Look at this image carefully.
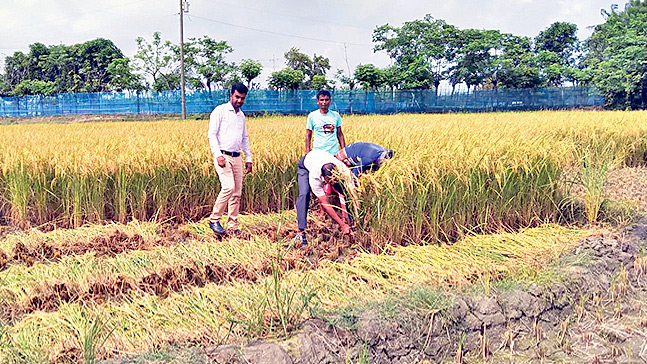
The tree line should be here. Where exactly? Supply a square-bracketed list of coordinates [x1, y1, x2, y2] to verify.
[1, 0, 645, 109]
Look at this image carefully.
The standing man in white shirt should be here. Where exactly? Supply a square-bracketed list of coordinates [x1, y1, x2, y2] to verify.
[207, 83, 253, 236]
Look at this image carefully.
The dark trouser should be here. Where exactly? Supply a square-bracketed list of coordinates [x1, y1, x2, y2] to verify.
[296, 156, 310, 231]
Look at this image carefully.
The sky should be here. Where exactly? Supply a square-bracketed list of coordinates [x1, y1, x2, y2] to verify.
[0, 0, 621, 88]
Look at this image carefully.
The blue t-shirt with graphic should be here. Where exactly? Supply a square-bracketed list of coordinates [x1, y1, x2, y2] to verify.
[306, 110, 343, 154]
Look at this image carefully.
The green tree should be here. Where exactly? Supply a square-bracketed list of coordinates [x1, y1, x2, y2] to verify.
[239, 59, 263, 88]
[284, 47, 331, 88]
[451, 29, 503, 91]
[311, 75, 331, 90]
[535, 22, 580, 87]
[107, 58, 144, 91]
[2, 51, 31, 92]
[2, 39, 130, 94]
[535, 22, 579, 61]
[334, 69, 355, 90]
[583, 0, 647, 108]
[224, 68, 243, 89]
[39, 44, 76, 93]
[3, 43, 59, 93]
[495, 34, 543, 89]
[354, 64, 384, 90]
[400, 56, 434, 89]
[134, 32, 177, 91]
[268, 68, 305, 90]
[285, 47, 312, 76]
[311, 54, 331, 78]
[183, 36, 234, 92]
[73, 38, 126, 92]
[11, 79, 56, 96]
[382, 65, 404, 90]
[373, 14, 460, 92]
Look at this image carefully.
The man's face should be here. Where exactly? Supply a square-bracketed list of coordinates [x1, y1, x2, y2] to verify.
[317, 95, 331, 112]
[230, 90, 246, 110]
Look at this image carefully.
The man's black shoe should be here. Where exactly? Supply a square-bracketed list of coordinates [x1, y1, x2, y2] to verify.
[294, 234, 307, 248]
[208, 221, 226, 235]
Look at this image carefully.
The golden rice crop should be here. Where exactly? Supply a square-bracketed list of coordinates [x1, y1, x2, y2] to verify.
[1, 110, 646, 242]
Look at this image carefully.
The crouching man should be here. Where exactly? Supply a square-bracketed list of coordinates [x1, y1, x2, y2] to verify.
[295, 149, 358, 247]
[335, 142, 394, 177]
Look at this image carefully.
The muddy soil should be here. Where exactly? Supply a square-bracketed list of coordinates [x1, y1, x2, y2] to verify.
[1, 256, 289, 324]
[0, 227, 192, 270]
[1, 219, 362, 325]
[204, 217, 647, 364]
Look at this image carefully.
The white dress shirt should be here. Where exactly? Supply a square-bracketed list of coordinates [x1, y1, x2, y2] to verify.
[208, 101, 252, 163]
[303, 149, 352, 197]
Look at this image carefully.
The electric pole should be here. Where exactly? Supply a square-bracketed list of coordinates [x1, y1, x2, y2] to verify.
[179, 0, 189, 119]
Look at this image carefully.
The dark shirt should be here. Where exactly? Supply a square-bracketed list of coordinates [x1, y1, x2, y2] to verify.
[344, 142, 387, 176]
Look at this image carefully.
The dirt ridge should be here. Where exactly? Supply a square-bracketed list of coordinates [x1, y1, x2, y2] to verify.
[0, 228, 192, 270]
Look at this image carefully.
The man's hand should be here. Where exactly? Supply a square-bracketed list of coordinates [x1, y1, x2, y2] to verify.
[340, 223, 352, 235]
[245, 162, 252, 173]
[217, 155, 226, 168]
[346, 215, 356, 229]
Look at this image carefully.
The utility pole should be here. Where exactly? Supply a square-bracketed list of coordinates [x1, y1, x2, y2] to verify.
[271, 54, 277, 71]
[179, 0, 189, 119]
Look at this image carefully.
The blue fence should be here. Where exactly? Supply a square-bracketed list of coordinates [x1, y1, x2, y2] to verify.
[0, 87, 604, 117]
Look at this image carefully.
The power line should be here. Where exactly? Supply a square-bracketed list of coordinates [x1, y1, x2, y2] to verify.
[210, 0, 375, 32]
[189, 15, 372, 47]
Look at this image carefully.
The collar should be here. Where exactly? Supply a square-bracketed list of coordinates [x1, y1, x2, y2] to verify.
[227, 102, 243, 114]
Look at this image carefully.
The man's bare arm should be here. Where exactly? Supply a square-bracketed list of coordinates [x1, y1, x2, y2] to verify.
[337, 127, 346, 149]
[317, 195, 351, 234]
[305, 129, 313, 154]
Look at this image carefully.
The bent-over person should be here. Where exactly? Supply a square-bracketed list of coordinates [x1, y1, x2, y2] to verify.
[295, 149, 358, 247]
[335, 142, 394, 177]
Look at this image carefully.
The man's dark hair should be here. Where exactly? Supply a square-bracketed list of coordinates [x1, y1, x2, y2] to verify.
[321, 162, 336, 179]
[316, 90, 331, 99]
[231, 82, 248, 95]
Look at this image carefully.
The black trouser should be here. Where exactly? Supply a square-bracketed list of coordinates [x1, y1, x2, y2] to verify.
[296, 156, 310, 231]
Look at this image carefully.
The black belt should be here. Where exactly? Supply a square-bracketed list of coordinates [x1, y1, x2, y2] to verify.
[221, 150, 241, 157]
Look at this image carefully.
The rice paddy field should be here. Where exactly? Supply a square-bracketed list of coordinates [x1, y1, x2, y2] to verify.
[1, 110, 647, 362]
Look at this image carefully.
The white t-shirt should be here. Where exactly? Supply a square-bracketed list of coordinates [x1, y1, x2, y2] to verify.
[303, 149, 352, 197]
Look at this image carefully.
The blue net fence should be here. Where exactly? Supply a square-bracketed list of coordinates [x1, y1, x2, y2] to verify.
[0, 87, 603, 117]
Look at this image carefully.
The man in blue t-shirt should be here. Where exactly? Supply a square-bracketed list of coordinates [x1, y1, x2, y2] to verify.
[335, 142, 394, 177]
[305, 90, 345, 155]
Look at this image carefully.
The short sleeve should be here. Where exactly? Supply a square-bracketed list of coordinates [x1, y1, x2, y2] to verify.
[309, 175, 325, 197]
[306, 113, 314, 131]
